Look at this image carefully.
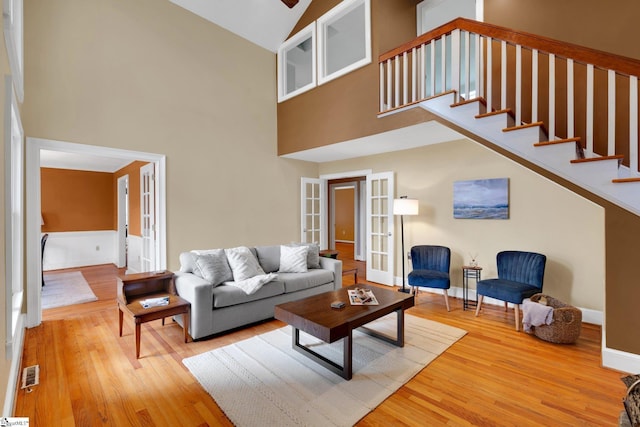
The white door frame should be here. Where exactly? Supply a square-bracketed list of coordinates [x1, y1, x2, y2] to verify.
[116, 175, 129, 268]
[26, 137, 167, 328]
[329, 181, 359, 250]
[321, 170, 372, 259]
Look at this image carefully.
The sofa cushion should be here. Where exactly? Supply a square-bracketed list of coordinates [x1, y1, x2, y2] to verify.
[213, 280, 285, 308]
[279, 245, 308, 273]
[255, 245, 280, 273]
[224, 246, 265, 281]
[289, 242, 321, 269]
[193, 250, 233, 286]
[278, 269, 334, 293]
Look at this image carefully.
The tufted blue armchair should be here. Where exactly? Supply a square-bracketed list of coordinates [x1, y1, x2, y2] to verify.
[475, 250, 547, 331]
[408, 245, 451, 311]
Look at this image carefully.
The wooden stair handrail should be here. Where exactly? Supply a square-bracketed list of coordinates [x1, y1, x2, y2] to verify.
[379, 18, 640, 78]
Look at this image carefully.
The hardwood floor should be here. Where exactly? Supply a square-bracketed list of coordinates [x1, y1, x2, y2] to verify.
[15, 256, 626, 426]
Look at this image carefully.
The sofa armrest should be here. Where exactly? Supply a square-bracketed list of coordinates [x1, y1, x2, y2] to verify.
[174, 271, 215, 340]
[319, 257, 342, 290]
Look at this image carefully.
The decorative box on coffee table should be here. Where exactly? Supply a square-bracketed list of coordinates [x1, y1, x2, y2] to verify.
[117, 270, 191, 358]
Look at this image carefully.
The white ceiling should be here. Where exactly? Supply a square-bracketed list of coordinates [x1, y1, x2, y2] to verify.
[169, 0, 312, 52]
[40, 150, 133, 173]
[282, 121, 466, 163]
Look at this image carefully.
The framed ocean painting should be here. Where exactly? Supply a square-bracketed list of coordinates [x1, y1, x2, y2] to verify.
[453, 178, 509, 219]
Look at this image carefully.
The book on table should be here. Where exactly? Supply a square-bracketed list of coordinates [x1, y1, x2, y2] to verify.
[139, 296, 170, 308]
[348, 288, 379, 305]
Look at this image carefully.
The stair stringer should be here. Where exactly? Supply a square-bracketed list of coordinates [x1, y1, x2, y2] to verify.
[418, 94, 640, 217]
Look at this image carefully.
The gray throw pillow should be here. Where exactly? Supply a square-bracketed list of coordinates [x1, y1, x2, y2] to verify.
[255, 245, 281, 273]
[179, 251, 197, 273]
[193, 250, 233, 286]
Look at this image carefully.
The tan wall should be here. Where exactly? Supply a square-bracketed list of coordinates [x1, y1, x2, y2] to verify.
[320, 139, 606, 312]
[114, 161, 148, 237]
[334, 188, 355, 242]
[41, 168, 115, 232]
[0, 6, 11, 410]
[23, 0, 318, 269]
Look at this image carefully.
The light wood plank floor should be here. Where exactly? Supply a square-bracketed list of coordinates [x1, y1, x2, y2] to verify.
[16, 250, 626, 426]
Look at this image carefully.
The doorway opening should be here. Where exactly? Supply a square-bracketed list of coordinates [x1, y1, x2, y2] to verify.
[328, 176, 366, 284]
[26, 137, 167, 328]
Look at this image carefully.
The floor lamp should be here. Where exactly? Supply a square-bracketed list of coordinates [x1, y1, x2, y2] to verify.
[393, 196, 419, 293]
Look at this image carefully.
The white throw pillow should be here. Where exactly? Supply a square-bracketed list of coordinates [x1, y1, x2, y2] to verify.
[289, 242, 321, 269]
[279, 245, 309, 273]
[224, 246, 265, 282]
[193, 250, 233, 286]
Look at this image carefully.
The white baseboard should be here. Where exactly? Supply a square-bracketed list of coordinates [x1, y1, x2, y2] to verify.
[394, 281, 604, 326]
[3, 313, 25, 416]
[602, 347, 640, 374]
[43, 231, 117, 270]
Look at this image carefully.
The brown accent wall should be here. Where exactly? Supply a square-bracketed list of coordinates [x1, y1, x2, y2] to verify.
[334, 188, 355, 241]
[41, 168, 115, 232]
[114, 161, 148, 237]
[484, 0, 640, 60]
[277, 0, 432, 155]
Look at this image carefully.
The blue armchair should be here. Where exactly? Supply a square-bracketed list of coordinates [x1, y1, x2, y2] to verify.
[474, 250, 547, 331]
[408, 245, 451, 311]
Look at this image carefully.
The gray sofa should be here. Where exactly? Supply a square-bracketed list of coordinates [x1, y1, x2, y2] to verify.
[174, 244, 342, 340]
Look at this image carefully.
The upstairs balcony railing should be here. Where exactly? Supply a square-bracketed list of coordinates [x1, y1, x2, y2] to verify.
[379, 18, 640, 177]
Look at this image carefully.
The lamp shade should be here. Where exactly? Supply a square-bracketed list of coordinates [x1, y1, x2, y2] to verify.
[393, 198, 419, 216]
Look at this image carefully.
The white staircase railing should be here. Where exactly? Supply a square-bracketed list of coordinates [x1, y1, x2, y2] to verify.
[379, 18, 640, 181]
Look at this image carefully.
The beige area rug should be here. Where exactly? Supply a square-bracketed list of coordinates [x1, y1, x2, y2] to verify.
[183, 313, 466, 427]
[41, 271, 98, 309]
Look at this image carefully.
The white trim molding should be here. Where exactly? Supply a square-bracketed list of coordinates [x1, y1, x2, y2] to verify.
[2, 313, 24, 417]
[602, 347, 640, 374]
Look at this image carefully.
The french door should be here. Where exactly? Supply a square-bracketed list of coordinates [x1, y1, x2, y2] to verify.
[300, 178, 327, 249]
[366, 172, 395, 285]
[140, 163, 157, 272]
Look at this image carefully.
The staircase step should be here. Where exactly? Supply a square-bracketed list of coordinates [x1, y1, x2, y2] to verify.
[570, 154, 624, 164]
[612, 177, 640, 183]
[503, 121, 545, 133]
[451, 97, 486, 108]
[476, 109, 511, 119]
[534, 137, 581, 147]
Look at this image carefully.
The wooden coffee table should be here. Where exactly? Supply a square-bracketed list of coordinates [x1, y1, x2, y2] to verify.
[274, 284, 414, 380]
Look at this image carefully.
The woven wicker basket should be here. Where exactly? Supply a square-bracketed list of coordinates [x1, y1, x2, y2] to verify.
[529, 293, 582, 344]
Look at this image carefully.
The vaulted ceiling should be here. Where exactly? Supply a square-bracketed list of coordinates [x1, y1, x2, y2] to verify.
[168, 0, 312, 52]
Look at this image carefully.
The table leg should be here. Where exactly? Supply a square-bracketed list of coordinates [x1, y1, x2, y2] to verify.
[292, 327, 352, 380]
[118, 307, 123, 337]
[135, 322, 141, 359]
[359, 308, 405, 347]
[343, 330, 353, 380]
[183, 309, 190, 343]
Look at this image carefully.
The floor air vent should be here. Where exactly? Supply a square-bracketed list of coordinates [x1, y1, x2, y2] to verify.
[21, 365, 39, 389]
